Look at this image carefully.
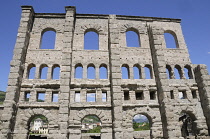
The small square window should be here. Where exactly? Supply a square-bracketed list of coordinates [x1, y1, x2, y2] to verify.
[86, 92, 96, 102]
[179, 91, 187, 99]
[102, 91, 107, 102]
[25, 92, 30, 101]
[124, 91, 130, 100]
[135, 91, 144, 100]
[52, 92, 58, 102]
[37, 92, 45, 102]
[75, 91, 80, 102]
[191, 90, 197, 99]
[170, 91, 174, 99]
[150, 91, 156, 100]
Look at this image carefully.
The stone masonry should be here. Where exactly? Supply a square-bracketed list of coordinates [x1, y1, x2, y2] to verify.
[0, 5, 210, 139]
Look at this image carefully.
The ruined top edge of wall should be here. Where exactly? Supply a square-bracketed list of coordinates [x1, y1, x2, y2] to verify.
[22, 5, 181, 23]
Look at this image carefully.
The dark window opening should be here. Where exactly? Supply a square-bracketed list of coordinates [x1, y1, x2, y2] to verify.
[150, 91, 156, 100]
[102, 91, 107, 102]
[191, 90, 197, 99]
[135, 91, 144, 100]
[179, 91, 187, 99]
[124, 91, 130, 100]
[170, 91, 174, 99]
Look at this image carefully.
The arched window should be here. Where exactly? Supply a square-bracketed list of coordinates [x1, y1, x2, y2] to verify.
[39, 64, 48, 79]
[27, 64, 36, 79]
[75, 64, 83, 79]
[144, 65, 152, 79]
[133, 114, 150, 131]
[164, 30, 179, 48]
[133, 64, 141, 79]
[52, 65, 60, 79]
[126, 28, 140, 47]
[174, 65, 182, 79]
[166, 65, 173, 79]
[81, 115, 101, 133]
[184, 65, 193, 79]
[87, 64, 95, 79]
[28, 115, 49, 137]
[179, 112, 197, 137]
[121, 64, 130, 79]
[40, 29, 56, 49]
[84, 30, 99, 50]
[99, 64, 108, 79]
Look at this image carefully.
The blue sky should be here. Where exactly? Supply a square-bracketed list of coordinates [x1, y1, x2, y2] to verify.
[0, 0, 210, 91]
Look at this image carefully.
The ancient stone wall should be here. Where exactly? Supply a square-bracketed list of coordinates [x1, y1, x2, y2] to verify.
[0, 5, 210, 139]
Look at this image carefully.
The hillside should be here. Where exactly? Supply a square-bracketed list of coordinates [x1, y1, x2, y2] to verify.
[0, 91, 6, 104]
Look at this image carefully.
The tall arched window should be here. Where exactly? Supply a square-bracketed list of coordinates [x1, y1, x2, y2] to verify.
[174, 65, 182, 79]
[52, 64, 60, 79]
[121, 64, 130, 79]
[184, 65, 193, 79]
[164, 30, 179, 48]
[40, 29, 56, 49]
[39, 64, 48, 79]
[126, 28, 140, 47]
[144, 65, 152, 79]
[75, 64, 83, 79]
[133, 64, 141, 79]
[87, 64, 95, 79]
[27, 64, 36, 79]
[84, 30, 99, 50]
[99, 64, 108, 79]
[166, 65, 173, 79]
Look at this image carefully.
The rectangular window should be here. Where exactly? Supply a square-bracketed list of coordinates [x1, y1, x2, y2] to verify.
[102, 91, 107, 102]
[170, 90, 174, 99]
[37, 92, 45, 102]
[179, 91, 187, 99]
[75, 91, 80, 102]
[135, 91, 144, 100]
[124, 91, 130, 100]
[86, 92, 96, 102]
[52, 91, 58, 102]
[191, 90, 197, 99]
[25, 91, 30, 101]
[150, 91, 156, 100]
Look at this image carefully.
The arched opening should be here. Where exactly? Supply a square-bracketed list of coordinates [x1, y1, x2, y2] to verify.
[40, 29, 56, 49]
[87, 64, 95, 79]
[84, 30, 99, 50]
[166, 65, 173, 79]
[75, 64, 83, 79]
[164, 30, 179, 48]
[28, 115, 48, 139]
[81, 115, 101, 134]
[39, 64, 48, 79]
[27, 64, 36, 79]
[99, 64, 108, 79]
[174, 65, 182, 79]
[52, 64, 60, 79]
[133, 114, 151, 131]
[133, 64, 141, 79]
[144, 65, 152, 79]
[121, 64, 130, 79]
[184, 65, 193, 79]
[179, 112, 197, 137]
[126, 28, 140, 47]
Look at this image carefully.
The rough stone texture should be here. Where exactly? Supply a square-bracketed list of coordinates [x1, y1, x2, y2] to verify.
[0, 5, 210, 139]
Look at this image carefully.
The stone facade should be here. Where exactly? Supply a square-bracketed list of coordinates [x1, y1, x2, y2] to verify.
[0, 5, 210, 139]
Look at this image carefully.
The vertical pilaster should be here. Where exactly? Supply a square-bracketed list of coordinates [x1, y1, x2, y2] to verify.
[108, 15, 123, 139]
[59, 6, 76, 139]
[0, 6, 34, 139]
